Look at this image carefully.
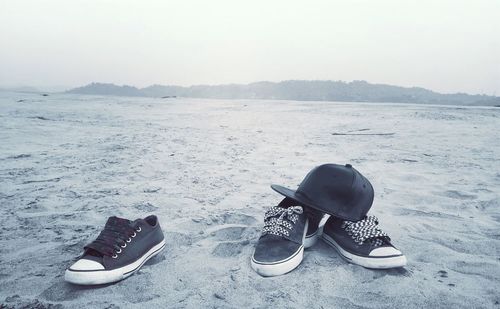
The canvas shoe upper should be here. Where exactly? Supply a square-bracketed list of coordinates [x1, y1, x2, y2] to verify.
[322, 215, 407, 269]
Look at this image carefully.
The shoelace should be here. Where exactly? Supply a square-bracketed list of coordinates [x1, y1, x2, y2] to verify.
[341, 215, 389, 246]
[262, 206, 303, 238]
[84, 217, 141, 258]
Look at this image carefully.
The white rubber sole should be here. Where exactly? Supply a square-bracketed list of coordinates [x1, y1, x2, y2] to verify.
[322, 234, 407, 269]
[250, 219, 309, 277]
[65, 239, 166, 285]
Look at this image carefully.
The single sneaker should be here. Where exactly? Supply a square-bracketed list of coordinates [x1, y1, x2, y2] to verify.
[322, 215, 406, 269]
[65, 215, 165, 285]
[251, 204, 308, 277]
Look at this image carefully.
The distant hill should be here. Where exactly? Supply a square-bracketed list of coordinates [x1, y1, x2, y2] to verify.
[67, 81, 500, 106]
[67, 83, 144, 97]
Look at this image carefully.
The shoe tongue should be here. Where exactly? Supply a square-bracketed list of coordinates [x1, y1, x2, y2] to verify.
[106, 216, 132, 227]
[83, 249, 105, 261]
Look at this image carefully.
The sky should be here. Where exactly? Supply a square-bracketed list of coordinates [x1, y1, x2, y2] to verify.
[0, 0, 499, 95]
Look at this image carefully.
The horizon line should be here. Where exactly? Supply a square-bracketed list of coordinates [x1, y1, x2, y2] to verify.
[1, 79, 498, 97]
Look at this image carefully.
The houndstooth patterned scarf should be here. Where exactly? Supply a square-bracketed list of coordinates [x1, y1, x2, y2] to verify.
[342, 215, 389, 247]
[262, 206, 303, 238]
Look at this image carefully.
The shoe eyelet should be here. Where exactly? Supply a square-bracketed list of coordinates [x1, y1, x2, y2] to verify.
[116, 248, 122, 254]
[120, 243, 127, 248]
[126, 237, 132, 242]
[112, 253, 118, 259]
[131, 232, 136, 238]
[136, 227, 141, 233]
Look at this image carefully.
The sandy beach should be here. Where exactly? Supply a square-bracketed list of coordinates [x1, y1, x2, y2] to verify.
[1, 92, 499, 308]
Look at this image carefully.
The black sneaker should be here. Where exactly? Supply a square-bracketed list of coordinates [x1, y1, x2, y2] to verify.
[65, 215, 165, 285]
[251, 204, 308, 276]
[322, 215, 406, 269]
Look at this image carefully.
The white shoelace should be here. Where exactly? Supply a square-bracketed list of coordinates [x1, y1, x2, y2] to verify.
[262, 206, 303, 238]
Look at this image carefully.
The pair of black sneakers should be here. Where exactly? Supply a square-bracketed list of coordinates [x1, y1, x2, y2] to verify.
[251, 198, 407, 276]
[251, 164, 407, 277]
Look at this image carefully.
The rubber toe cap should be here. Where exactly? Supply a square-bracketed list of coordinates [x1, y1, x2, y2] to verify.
[369, 246, 402, 257]
[69, 259, 105, 271]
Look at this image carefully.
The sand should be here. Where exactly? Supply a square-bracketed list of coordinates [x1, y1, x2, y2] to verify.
[0, 92, 499, 308]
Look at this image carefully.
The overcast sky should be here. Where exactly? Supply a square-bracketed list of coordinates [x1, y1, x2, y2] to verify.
[1, 0, 499, 94]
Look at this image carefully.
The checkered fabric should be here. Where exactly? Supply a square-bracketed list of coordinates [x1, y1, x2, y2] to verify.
[341, 215, 389, 246]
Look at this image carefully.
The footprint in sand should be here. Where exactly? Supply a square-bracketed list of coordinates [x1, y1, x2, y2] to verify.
[212, 240, 251, 257]
[217, 212, 258, 226]
[192, 212, 258, 227]
[204, 213, 259, 258]
[210, 226, 247, 241]
[209, 226, 258, 258]
[164, 231, 193, 247]
[39, 281, 85, 302]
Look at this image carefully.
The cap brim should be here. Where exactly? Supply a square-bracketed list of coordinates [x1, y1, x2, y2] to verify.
[270, 184, 321, 210]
